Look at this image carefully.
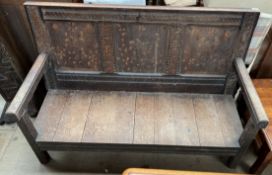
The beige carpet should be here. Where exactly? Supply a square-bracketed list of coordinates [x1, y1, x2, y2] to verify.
[0, 130, 13, 160]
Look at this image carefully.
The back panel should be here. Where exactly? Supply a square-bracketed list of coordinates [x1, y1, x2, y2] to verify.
[25, 2, 259, 94]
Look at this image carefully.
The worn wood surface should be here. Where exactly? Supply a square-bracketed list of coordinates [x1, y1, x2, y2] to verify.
[82, 91, 135, 143]
[213, 96, 245, 147]
[34, 90, 68, 141]
[122, 168, 250, 175]
[25, 2, 259, 94]
[54, 91, 92, 142]
[0, 0, 83, 63]
[229, 117, 260, 168]
[234, 58, 269, 129]
[134, 93, 200, 145]
[55, 73, 227, 94]
[35, 90, 243, 148]
[230, 59, 269, 168]
[250, 79, 272, 174]
[5, 53, 48, 121]
[18, 114, 50, 164]
[194, 95, 225, 147]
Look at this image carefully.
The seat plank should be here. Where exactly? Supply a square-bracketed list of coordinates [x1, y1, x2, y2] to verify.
[193, 95, 225, 147]
[168, 94, 200, 146]
[134, 93, 200, 146]
[82, 91, 136, 143]
[133, 93, 156, 144]
[35, 90, 68, 141]
[154, 93, 200, 146]
[53, 91, 92, 142]
[213, 95, 243, 147]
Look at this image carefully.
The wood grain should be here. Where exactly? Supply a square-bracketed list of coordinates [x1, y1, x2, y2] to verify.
[193, 95, 225, 147]
[36, 90, 242, 148]
[25, 2, 259, 95]
[133, 93, 156, 144]
[53, 90, 92, 142]
[213, 95, 243, 147]
[235, 58, 268, 129]
[35, 90, 68, 141]
[6, 53, 47, 120]
[154, 93, 199, 146]
[82, 91, 136, 143]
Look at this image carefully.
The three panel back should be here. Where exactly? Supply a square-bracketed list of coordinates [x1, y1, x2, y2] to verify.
[26, 2, 259, 94]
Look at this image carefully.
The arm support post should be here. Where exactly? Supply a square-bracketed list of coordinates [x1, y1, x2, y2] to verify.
[234, 58, 269, 129]
[5, 53, 50, 163]
[6, 53, 48, 121]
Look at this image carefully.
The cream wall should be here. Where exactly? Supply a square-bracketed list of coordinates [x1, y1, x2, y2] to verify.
[204, 0, 272, 14]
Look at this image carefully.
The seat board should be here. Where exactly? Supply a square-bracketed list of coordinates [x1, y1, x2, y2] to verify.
[34, 90, 243, 148]
[82, 91, 136, 143]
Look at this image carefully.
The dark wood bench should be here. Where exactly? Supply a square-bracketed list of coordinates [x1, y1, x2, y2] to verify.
[6, 2, 269, 168]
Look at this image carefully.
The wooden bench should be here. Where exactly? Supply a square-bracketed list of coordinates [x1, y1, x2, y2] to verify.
[122, 168, 250, 175]
[5, 2, 268, 168]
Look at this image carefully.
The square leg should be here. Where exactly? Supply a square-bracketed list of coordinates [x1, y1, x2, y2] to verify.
[250, 143, 272, 174]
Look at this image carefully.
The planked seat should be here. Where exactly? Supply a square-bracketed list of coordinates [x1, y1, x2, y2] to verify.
[6, 1, 269, 168]
[35, 90, 243, 147]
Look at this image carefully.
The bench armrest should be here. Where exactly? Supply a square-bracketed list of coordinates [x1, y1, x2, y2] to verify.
[6, 53, 48, 121]
[234, 58, 269, 129]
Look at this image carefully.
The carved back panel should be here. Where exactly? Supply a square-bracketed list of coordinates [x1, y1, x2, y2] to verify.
[25, 2, 259, 93]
